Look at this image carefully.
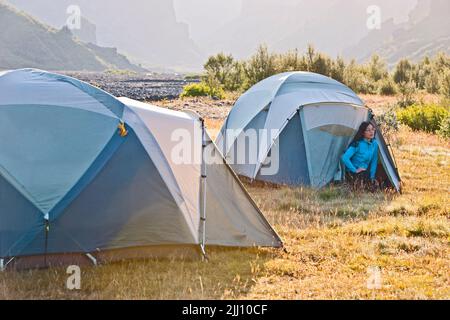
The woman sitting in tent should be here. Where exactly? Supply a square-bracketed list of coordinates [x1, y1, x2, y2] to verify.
[341, 121, 379, 190]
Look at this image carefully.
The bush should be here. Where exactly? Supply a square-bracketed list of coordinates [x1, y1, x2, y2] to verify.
[243, 44, 277, 89]
[304, 44, 333, 76]
[393, 59, 414, 84]
[343, 60, 375, 94]
[397, 104, 449, 133]
[367, 54, 388, 82]
[440, 70, 450, 99]
[378, 78, 397, 95]
[377, 105, 400, 139]
[397, 81, 417, 108]
[425, 74, 440, 94]
[201, 47, 450, 97]
[438, 116, 450, 139]
[180, 82, 225, 100]
[203, 53, 244, 92]
[275, 49, 307, 72]
[330, 56, 346, 82]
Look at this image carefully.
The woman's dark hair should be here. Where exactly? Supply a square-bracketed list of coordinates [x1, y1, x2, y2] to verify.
[350, 121, 375, 147]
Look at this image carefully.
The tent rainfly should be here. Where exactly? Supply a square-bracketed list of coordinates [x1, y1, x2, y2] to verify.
[216, 72, 401, 191]
[0, 69, 282, 270]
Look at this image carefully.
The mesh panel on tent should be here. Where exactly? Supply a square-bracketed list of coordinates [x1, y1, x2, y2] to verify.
[300, 104, 369, 187]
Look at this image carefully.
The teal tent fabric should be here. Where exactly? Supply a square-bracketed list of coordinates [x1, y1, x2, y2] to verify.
[0, 69, 282, 268]
[0, 104, 119, 214]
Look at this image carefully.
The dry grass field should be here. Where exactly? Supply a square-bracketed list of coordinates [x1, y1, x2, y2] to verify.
[0, 96, 448, 300]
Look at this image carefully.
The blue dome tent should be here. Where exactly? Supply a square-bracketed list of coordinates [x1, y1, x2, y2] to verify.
[0, 69, 281, 270]
[216, 72, 401, 191]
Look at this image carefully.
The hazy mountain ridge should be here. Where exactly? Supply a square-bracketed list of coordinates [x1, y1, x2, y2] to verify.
[346, 0, 450, 64]
[201, 0, 418, 59]
[6, 0, 204, 71]
[3, 0, 448, 71]
[0, 2, 145, 71]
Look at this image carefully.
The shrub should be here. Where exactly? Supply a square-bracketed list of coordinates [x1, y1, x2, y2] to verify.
[201, 47, 450, 97]
[440, 70, 450, 99]
[425, 74, 440, 94]
[415, 56, 432, 90]
[438, 116, 450, 139]
[397, 81, 417, 108]
[393, 59, 414, 84]
[180, 82, 225, 100]
[243, 44, 277, 89]
[343, 60, 374, 94]
[376, 105, 400, 140]
[203, 53, 244, 92]
[275, 49, 307, 72]
[304, 44, 333, 76]
[330, 56, 346, 82]
[397, 104, 449, 133]
[367, 54, 388, 82]
[378, 77, 397, 95]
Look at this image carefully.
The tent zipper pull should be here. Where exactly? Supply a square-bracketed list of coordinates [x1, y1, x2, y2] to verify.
[118, 121, 128, 137]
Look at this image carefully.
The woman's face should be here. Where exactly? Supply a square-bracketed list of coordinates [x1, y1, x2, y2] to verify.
[363, 124, 376, 140]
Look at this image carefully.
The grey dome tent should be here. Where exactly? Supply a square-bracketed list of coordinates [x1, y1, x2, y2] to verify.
[216, 72, 401, 191]
[0, 69, 282, 270]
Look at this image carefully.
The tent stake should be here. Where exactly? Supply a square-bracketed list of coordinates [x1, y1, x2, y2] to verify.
[85, 253, 98, 266]
[1, 257, 15, 271]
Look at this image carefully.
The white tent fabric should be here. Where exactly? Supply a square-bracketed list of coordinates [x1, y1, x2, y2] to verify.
[119, 98, 282, 248]
[216, 72, 364, 158]
[120, 97, 202, 236]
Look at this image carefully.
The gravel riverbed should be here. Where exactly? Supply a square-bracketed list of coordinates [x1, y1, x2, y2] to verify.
[63, 72, 234, 120]
[63, 71, 197, 101]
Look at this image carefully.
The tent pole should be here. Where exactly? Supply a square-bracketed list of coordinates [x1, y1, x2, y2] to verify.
[200, 118, 208, 261]
[44, 217, 49, 267]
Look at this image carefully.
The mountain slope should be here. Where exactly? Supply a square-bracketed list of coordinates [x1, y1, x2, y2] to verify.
[0, 2, 145, 71]
[345, 0, 450, 64]
[201, 0, 417, 58]
[6, 0, 204, 71]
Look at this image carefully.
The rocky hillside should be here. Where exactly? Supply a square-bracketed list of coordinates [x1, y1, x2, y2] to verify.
[345, 0, 450, 64]
[200, 0, 417, 59]
[6, 0, 204, 71]
[0, 2, 145, 72]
